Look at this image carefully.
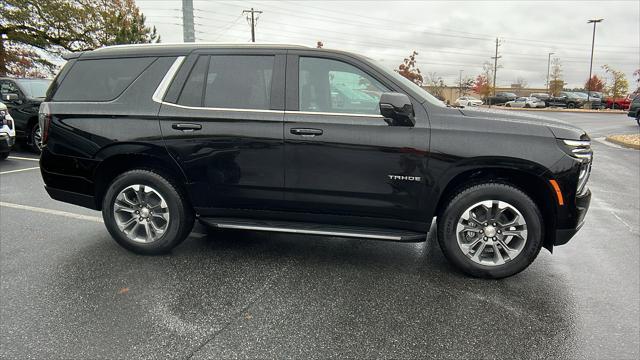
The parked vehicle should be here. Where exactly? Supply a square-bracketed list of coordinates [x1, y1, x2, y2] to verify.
[486, 92, 518, 105]
[454, 96, 483, 107]
[0, 102, 16, 160]
[604, 95, 633, 110]
[505, 97, 545, 108]
[574, 92, 604, 109]
[40, 43, 592, 279]
[545, 92, 585, 109]
[0, 77, 52, 153]
[628, 95, 640, 126]
[529, 93, 550, 102]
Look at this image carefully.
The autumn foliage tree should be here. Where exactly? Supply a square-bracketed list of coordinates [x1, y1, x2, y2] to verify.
[602, 64, 629, 101]
[549, 58, 565, 96]
[397, 51, 423, 86]
[0, 0, 159, 77]
[473, 74, 491, 99]
[584, 75, 605, 92]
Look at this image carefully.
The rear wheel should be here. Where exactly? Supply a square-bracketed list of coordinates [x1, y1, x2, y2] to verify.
[506, 103, 511, 107]
[0, 152, 8, 160]
[29, 122, 42, 153]
[102, 169, 194, 254]
[524, 104, 530, 108]
[567, 103, 575, 109]
[437, 183, 543, 279]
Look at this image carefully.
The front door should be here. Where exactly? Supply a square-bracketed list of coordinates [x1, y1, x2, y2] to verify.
[158, 51, 286, 213]
[283, 54, 430, 221]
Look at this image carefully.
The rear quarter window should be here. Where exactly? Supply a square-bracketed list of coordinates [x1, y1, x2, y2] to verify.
[53, 57, 156, 101]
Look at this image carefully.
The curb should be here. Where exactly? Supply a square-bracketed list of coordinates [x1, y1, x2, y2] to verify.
[605, 136, 640, 150]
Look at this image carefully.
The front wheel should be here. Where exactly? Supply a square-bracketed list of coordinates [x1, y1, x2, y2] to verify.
[437, 183, 543, 278]
[505, 104, 511, 107]
[567, 103, 575, 109]
[102, 169, 194, 254]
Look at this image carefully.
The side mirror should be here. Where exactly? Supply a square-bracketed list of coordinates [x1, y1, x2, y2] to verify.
[379, 92, 415, 127]
[2, 93, 19, 102]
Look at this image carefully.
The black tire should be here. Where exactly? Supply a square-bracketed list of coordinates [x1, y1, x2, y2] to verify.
[505, 103, 511, 107]
[102, 169, 194, 254]
[437, 182, 543, 279]
[29, 122, 42, 153]
[567, 102, 575, 109]
[524, 104, 530, 108]
[0, 152, 8, 160]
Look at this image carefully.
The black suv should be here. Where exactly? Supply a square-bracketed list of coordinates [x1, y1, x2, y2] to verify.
[0, 77, 51, 152]
[39, 44, 592, 278]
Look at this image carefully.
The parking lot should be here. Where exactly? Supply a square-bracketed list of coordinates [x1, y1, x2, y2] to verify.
[0, 112, 638, 359]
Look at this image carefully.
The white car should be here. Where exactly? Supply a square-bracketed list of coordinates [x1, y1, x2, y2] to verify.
[0, 102, 16, 160]
[454, 96, 483, 107]
[505, 97, 544, 108]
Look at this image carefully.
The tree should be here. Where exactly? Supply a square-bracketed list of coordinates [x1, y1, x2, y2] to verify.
[0, 0, 159, 77]
[584, 75, 605, 92]
[426, 72, 446, 100]
[316, 41, 323, 48]
[602, 64, 629, 101]
[549, 58, 564, 96]
[473, 74, 491, 99]
[512, 77, 528, 89]
[458, 76, 475, 96]
[396, 51, 423, 86]
[633, 68, 640, 93]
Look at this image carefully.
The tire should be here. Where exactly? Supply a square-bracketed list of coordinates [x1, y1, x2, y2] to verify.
[524, 104, 530, 108]
[102, 169, 194, 254]
[505, 104, 511, 107]
[437, 183, 543, 279]
[567, 103, 575, 109]
[0, 152, 8, 160]
[29, 122, 42, 153]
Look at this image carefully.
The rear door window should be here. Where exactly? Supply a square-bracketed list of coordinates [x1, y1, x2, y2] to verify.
[53, 57, 155, 101]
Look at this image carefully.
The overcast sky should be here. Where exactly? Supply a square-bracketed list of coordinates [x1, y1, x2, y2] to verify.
[135, 0, 639, 89]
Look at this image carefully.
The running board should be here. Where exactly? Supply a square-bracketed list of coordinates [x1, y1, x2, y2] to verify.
[199, 217, 426, 242]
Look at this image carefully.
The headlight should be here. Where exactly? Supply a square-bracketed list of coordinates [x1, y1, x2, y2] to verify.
[558, 139, 592, 195]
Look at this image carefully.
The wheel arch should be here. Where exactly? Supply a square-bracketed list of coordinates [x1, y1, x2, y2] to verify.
[93, 143, 189, 210]
[432, 161, 559, 251]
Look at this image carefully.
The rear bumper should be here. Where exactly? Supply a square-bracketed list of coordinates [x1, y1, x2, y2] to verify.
[40, 148, 100, 210]
[554, 188, 591, 245]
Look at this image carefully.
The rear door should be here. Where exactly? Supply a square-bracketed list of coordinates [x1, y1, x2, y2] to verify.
[157, 49, 286, 213]
[282, 52, 430, 221]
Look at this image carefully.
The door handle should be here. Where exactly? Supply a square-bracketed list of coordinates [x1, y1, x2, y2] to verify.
[290, 128, 323, 137]
[172, 123, 202, 131]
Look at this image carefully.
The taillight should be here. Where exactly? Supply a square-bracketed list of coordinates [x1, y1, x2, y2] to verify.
[39, 102, 51, 146]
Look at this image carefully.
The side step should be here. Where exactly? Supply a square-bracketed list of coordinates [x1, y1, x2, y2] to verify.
[199, 217, 426, 242]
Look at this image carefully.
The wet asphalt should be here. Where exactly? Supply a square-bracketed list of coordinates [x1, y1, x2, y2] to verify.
[0, 111, 638, 359]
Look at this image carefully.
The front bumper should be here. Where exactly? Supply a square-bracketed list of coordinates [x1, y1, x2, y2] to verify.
[0, 132, 15, 152]
[554, 188, 591, 245]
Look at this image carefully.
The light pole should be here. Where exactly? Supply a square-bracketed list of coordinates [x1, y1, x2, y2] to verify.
[587, 18, 604, 104]
[546, 52, 554, 95]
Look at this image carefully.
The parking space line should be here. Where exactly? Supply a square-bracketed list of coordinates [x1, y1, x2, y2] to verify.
[8, 156, 40, 162]
[0, 201, 209, 237]
[0, 166, 40, 175]
[0, 201, 104, 222]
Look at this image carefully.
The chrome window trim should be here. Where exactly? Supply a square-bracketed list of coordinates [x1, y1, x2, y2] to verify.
[152, 56, 185, 103]
[158, 101, 285, 114]
[288, 110, 384, 118]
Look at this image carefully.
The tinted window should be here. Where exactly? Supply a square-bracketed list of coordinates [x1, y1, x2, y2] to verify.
[299, 57, 388, 115]
[201, 55, 274, 110]
[177, 56, 209, 107]
[15, 79, 51, 98]
[53, 57, 155, 101]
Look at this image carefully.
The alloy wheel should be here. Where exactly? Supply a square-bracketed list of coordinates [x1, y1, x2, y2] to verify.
[456, 200, 528, 266]
[113, 184, 170, 243]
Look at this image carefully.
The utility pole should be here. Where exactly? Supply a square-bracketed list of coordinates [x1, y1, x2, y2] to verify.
[546, 52, 554, 94]
[586, 18, 603, 104]
[458, 70, 464, 97]
[242, 8, 263, 42]
[182, 0, 195, 42]
[491, 38, 502, 96]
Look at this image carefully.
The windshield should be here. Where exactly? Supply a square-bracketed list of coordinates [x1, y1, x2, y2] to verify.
[370, 59, 446, 108]
[15, 79, 51, 98]
[573, 92, 588, 98]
